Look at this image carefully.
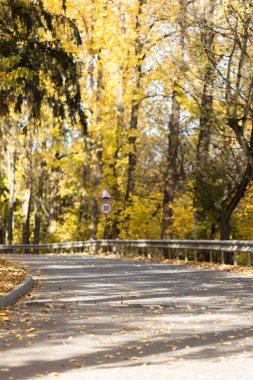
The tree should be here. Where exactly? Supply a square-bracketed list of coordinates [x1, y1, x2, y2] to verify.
[0, 0, 86, 127]
[197, 0, 253, 240]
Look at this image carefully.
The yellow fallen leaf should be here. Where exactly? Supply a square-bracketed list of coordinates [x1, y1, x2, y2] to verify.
[166, 344, 177, 351]
[25, 328, 35, 333]
[126, 356, 141, 361]
[27, 334, 36, 338]
[15, 334, 23, 341]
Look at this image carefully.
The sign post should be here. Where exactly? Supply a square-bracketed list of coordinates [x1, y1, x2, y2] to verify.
[99, 187, 113, 239]
[99, 187, 113, 202]
[99, 202, 112, 215]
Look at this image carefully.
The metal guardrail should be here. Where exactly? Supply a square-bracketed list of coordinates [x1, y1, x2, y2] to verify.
[1, 239, 253, 267]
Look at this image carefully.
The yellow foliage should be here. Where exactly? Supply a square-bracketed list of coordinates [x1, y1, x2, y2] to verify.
[233, 186, 253, 240]
[118, 195, 162, 239]
[170, 193, 195, 239]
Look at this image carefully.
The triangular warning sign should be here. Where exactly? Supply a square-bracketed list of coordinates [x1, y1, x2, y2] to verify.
[100, 187, 113, 200]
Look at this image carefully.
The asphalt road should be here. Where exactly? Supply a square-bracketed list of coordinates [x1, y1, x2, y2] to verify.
[1, 254, 253, 380]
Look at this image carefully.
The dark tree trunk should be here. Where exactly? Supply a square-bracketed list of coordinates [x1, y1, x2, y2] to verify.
[125, 0, 145, 202]
[220, 164, 252, 239]
[161, 90, 180, 238]
[194, 0, 215, 234]
[34, 213, 41, 245]
[161, 0, 187, 239]
[90, 196, 99, 240]
[111, 104, 124, 239]
[219, 164, 252, 262]
[220, 214, 230, 240]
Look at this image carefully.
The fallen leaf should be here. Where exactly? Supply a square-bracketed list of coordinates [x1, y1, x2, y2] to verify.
[15, 334, 23, 341]
[25, 328, 36, 333]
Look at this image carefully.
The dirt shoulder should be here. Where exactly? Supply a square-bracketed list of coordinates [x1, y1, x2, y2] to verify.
[0, 258, 27, 297]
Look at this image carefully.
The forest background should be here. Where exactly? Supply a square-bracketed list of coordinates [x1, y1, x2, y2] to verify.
[0, 0, 253, 245]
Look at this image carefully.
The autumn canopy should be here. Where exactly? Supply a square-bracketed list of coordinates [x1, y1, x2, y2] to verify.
[0, 0, 253, 244]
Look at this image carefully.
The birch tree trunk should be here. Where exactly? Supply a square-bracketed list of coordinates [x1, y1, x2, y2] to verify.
[7, 146, 16, 245]
[22, 185, 32, 244]
[90, 53, 103, 240]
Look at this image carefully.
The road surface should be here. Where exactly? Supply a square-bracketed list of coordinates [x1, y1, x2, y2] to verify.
[1, 254, 253, 379]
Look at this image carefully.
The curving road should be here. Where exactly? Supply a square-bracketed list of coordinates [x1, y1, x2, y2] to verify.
[1, 254, 253, 379]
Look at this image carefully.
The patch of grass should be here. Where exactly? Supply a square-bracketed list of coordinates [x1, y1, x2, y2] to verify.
[0, 258, 27, 297]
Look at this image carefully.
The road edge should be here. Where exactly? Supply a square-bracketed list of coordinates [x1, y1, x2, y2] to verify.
[0, 275, 34, 309]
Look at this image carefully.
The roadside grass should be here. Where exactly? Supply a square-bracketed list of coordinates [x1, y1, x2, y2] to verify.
[0, 258, 26, 297]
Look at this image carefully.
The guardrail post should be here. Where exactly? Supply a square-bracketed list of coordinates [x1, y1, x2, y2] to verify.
[209, 250, 213, 263]
[176, 249, 179, 261]
[185, 249, 188, 262]
[194, 250, 197, 261]
[247, 253, 251, 268]
[221, 251, 225, 265]
[233, 252, 237, 266]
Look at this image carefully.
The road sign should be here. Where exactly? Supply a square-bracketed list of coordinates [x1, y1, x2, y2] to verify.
[100, 202, 112, 215]
[100, 187, 113, 201]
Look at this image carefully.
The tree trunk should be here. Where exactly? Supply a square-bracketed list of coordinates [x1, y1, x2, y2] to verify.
[220, 214, 230, 240]
[219, 163, 252, 263]
[34, 212, 41, 245]
[7, 147, 16, 245]
[22, 185, 32, 244]
[90, 53, 103, 239]
[111, 103, 124, 239]
[194, 0, 215, 233]
[125, 0, 145, 202]
[161, 90, 180, 238]
[34, 171, 44, 244]
[196, 0, 215, 164]
[161, 0, 187, 239]
[90, 196, 99, 240]
[220, 163, 252, 239]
